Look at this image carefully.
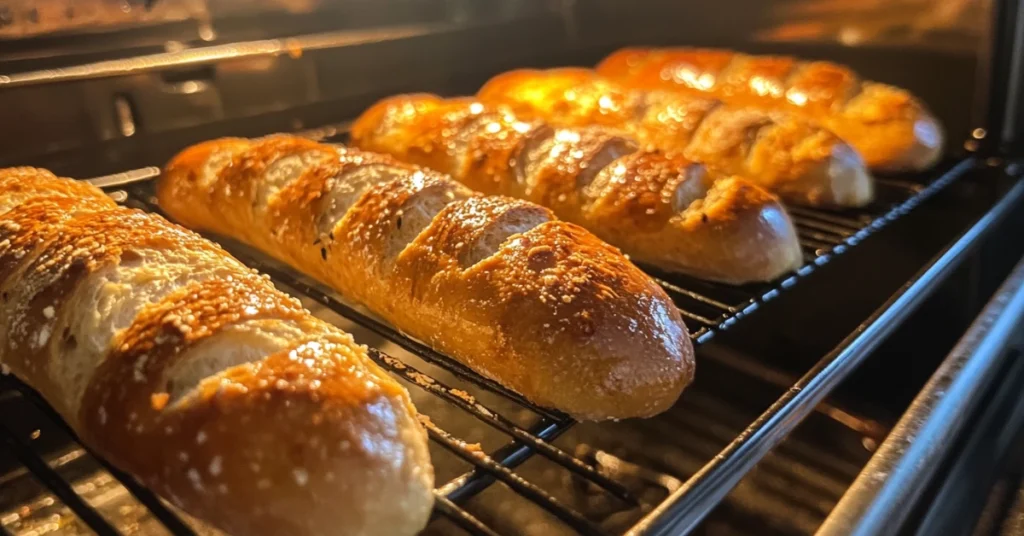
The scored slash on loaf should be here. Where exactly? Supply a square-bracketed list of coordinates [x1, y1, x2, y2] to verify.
[597, 47, 944, 173]
[158, 135, 695, 421]
[476, 68, 875, 208]
[0, 168, 434, 536]
[351, 93, 804, 284]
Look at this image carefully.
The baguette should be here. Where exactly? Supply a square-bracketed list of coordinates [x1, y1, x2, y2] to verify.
[0, 168, 434, 536]
[597, 48, 944, 172]
[351, 94, 803, 284]
[158, 136, 694, 421]
[477, 68, 874, 208]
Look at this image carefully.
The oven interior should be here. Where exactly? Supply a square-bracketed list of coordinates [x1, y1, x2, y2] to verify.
[1, 2, 1023, 535]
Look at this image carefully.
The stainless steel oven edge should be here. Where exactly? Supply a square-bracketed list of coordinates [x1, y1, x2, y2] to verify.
[627, 169, 1024, 536]
[819, 238, 1024, 535]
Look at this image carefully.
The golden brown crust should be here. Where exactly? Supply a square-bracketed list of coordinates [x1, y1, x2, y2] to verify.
[81, 277, 417, 536]
[597, 48, 944, 172]
[0, 169, 434, 536]
[0, 167, 114, 214]
[476, 68, 874, 207]
[2, 207, 232, 412]
[79, 275, 315, 441]
[159, 136, 695, 420]
[352, 94, 803, 283]
[0, 195, 116, 285]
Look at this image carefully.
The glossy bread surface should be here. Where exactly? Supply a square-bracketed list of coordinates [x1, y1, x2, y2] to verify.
[597, 48, 944, 171]
[160, 136, 695, 421]
[477, 68, 874, 208]
[352, 93, 804, 283]
[0, 168, 434, 536]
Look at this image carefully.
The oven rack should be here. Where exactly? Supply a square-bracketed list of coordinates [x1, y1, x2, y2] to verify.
[0, 156, 979, 536]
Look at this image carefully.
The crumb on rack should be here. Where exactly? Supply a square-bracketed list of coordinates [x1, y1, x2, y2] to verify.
[151, 392, 170, 411]
[450, 388, 476, 404]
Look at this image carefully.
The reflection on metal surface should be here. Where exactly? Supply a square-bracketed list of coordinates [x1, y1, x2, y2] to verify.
[0, 0, 335, 41]
[700, 345, 888, 439]
[86, 166, 161, 188]
[197, 18, 216, 41]
[756, 0, 988, 51]
[0, 0, 204, 40]
[819, 253, 1024, 536]
[0, 23, 440, 88]
[113, 94, 136, 137]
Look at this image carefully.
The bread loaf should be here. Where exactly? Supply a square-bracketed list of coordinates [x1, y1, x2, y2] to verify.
[351, 94, 803, 284]
[158, 136, 695, 421]
[477, 68, 874, 208]
[597, 48, 944, 172]
[0, 167, 434, 536]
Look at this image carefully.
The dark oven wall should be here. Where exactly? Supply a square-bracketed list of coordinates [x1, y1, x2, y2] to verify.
[560, 0, 983, 162]
[0, 6, 568, 176]
[0, 1, 982, 178]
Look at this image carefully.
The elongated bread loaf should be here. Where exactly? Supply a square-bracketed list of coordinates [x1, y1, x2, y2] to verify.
[158, 136, 694, 421]
[351, 94, 803, 284]
[0, 168, 434, 536]
[477, 68, 874, 208]
[597, 48, 944, 172]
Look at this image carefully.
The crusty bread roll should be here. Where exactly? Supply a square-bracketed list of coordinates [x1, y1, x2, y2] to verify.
[158, 136, 694, 421]
[477, 68, 874, 208]
[351, 94, 803, 284]
[0, 167, 434, 536]
[597, 48, 944, 172]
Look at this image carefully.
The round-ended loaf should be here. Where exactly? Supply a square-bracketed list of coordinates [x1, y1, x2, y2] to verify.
[0, 167, 434, 536]
[597, 48, 944, 173]
[352, 93, 804, 284]
[476, 67, 875, 208]
[159, 136, 696, 421]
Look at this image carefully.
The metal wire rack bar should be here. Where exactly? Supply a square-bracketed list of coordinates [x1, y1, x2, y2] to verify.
[0, 376, 199, 536]
[0, 417, 118, 536]
[792, 217, 859, 236]
[649, 278, 739, 313]
[787, 206, 872, 228]
[433, 494, 503, 536]
[424, 419, 607, 536]
[439, 418, 564, 502]
[364, 348, 638, 504]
